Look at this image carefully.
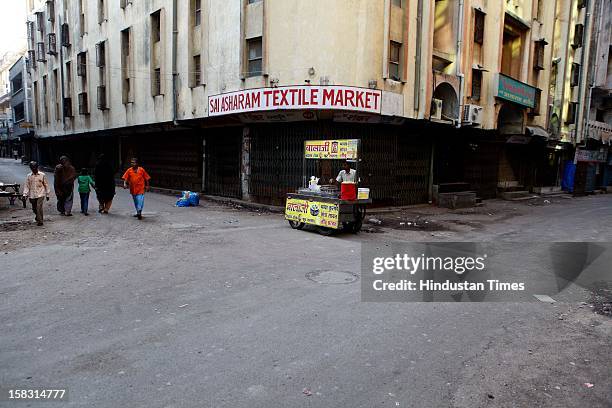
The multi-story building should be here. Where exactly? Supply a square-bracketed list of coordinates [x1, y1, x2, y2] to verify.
[10, 55, 35, 161]
[25, 0, 605, 205]
[0, 51, 23, 158]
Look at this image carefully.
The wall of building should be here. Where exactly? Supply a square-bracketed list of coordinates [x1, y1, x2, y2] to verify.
[25, 1, 596, 143]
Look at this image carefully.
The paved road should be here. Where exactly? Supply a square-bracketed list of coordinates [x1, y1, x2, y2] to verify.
[1, 158, 611, 408]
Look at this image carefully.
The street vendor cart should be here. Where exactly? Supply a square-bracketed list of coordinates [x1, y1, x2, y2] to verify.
[285, 139, 371, 235]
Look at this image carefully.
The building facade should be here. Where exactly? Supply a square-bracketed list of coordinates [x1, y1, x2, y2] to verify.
[9, 56, 35, 161]
[0, 51, 24, 158]
[24, 0, 611, 205]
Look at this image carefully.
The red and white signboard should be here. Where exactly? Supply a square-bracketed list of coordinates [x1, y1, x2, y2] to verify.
[208, 85, 382, 117]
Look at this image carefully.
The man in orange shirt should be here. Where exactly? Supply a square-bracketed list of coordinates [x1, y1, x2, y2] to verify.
[122, 158, 151, 220]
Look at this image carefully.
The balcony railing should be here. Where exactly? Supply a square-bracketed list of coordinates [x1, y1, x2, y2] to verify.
[587, 121, 612, 144]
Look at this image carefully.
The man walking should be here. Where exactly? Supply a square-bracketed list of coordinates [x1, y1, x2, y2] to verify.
[54, 155, 77, 216]
[22, 161, 50, 226]
[122, 158, 151, 220]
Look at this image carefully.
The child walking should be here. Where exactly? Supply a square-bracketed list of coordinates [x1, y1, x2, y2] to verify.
[77, 169, 96, 216]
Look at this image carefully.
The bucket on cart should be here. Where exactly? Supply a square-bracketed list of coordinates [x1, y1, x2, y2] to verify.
[340, 182, 357, 200]
[358, 188, 370, 200]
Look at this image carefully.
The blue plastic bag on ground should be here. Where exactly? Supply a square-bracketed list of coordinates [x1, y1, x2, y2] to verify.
[188, 192, 200, 206]
[176, 191, 200, 207]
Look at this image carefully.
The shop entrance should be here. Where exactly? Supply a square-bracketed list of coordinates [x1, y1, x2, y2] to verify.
[205, 131, 242, 198]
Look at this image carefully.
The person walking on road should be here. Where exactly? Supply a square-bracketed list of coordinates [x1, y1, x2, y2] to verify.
[22, 161, 50, 226]
[54, 155, 77, 216]
[77, 168, 96, 216]
[122, 158, 151, 220]
[94, 154, 116, 214]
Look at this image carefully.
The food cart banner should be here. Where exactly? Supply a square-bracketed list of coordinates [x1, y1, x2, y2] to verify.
[209, 85, 382, 117]
[285, 198, 340, 229]
[304, 139, 359, 160]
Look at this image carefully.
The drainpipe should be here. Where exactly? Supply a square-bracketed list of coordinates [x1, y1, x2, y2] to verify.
[575, 0, 592, 146]
[59, 14, 66, 129]
[172, 0, 178, 125]
[414, 0, 423, 117]
[455, 0, 465, 128]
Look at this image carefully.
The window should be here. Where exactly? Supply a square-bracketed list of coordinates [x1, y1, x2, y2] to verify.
[388, 41, 401, 81]
[46, 0, 54, 22]
[533, 40, 546, 71]
[474, 9, 485, 45]
[65, 61, 72, 97]
[28, 50, 36, 70]
[536, 0, 544, 20]
[98, 0, 106, 24]
[96, 42, 105, 67]
[77, 52, 87, 77]
[36, 12, 44, 32]
[121, 28, 132, 103]
[61, 23, 70, 46]
[48, 33, 57, 55]
[566, 102, 578, 124]
[78, 92, 89, 114]
[246, 37, 263, 77]
[572, 24, 584, 48]
[27, 21, 35, 40]
[532, 88, 542, 115]
[11, 74, 23, 95]
[42, 76, 49, 123]
[33, 81, 40, 125]
[54, 69, 61, 121]
[13, 103, 25, 122]
[570, 63, 580, 87]
[193, 55, 201, 86]
[391, 0, 402, 7]
[194, 0, 201, 26]
[79, 0, 86, 36]
[37, 42, 46, 62]
[471, 69, 482, 100]
[97, 85, 107, 110]
[501, 17, 526, 79]
[595, 109, 605, 122]
[152, 10, 161, 43]
[152, 68, 161, 96]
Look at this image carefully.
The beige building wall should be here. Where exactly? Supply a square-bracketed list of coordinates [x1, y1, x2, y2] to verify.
[26, 0, 580, 138]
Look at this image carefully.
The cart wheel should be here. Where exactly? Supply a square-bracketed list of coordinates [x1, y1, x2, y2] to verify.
[288, 220, 305, 230]
[318, 226, 336, 236]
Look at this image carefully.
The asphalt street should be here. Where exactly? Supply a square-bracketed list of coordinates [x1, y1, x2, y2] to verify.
[1, 158, 611, 408]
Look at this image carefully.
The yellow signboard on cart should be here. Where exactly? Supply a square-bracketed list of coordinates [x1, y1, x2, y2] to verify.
[285, 198, 340, 229]
[304, 139, 358, 160]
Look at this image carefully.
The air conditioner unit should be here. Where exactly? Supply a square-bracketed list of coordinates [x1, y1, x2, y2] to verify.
[431, 98, 443, 120]
[462, 104, 483, 126]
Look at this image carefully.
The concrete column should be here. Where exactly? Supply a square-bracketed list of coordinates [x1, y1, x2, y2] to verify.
[241, 126, 251, 201]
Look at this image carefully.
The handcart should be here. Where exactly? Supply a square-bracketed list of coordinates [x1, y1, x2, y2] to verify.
[285, 139, 371, 235]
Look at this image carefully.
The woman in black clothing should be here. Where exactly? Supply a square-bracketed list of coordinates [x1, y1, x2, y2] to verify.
[94, 154, 116, 214]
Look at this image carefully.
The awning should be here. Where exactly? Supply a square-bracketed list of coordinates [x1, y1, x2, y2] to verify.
[472, 64, 489, 72]
[526, 126, 550, 139]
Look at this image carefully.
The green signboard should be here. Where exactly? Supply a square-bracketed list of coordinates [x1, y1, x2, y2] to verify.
[496, 74, 537, 108]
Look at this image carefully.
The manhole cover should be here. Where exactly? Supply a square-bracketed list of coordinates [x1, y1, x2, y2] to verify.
[306, 270, 359, 284]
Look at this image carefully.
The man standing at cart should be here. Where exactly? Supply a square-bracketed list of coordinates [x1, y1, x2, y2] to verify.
[330, 160, 357, 184]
